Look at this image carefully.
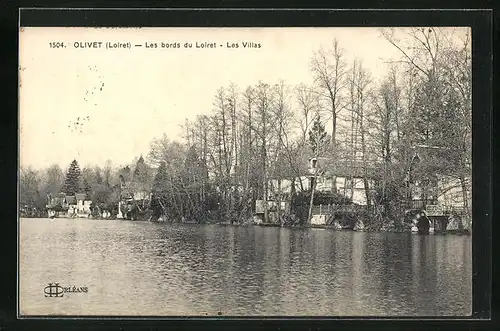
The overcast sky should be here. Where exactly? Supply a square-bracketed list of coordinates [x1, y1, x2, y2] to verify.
[19, 27, 467, 170]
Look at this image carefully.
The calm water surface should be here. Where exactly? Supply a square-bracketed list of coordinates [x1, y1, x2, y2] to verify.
[19, 218, 471, 316]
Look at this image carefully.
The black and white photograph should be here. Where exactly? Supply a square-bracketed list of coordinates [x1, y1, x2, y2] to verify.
[18, 25, 473, 317]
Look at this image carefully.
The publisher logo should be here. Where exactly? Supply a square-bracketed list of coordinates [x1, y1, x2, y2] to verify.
[43, 282, 88, 297]
[44, 282, 64, 297]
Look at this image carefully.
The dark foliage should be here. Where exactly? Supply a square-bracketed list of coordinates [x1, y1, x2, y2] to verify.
[63, 159, 81, 196]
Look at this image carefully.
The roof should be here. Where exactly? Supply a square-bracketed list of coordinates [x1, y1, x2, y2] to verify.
[331, 163, 380, 179]
[306, 157, 381, 179]
[48, 196, 65, 208]
[75, 193, 86, 201]
[66, 196, 77, 204]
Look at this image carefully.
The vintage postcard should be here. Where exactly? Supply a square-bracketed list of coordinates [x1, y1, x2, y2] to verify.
[19, 26, 472, 317]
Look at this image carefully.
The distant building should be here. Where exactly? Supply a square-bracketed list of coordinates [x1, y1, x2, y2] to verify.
[117, 180, 151, 220]
[269, 157, 378, 206]
[436, 176, 470, 209]
[46, 192, 92, 218]
[66, 195, 77, 215]
[75, 193, 92, 215]
[409, 145, 471, 214]
[47, 193, 68, 209]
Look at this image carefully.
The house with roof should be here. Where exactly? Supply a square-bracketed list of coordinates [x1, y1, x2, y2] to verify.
[269, 157, 379, 206]
[406, 145, 471, 216]
[116, 176, 152, 220]
[66, 195, 77, 215]
[46, 192, 92, 218]
[309, 157, 380, 205]
[46, 193, 68, 217]
[75, 193, 92, 216]
[285, 145, 471, 213]
[64, 193, 91, 217]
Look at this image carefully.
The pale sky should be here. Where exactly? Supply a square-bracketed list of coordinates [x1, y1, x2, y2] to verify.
[19, 27, 466, 170]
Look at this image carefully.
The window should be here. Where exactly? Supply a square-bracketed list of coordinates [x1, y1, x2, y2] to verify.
[345, 177, 353, 189]
[311, 158, 317, 169]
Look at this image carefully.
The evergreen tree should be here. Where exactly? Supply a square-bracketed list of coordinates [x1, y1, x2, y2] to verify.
[133, 155, 149, 184]
[63, 159, 81, 195]
[132, 155, 151, 195]
[307, 115, 330, 224]
[152, 161, 168, 195]
[308, 116, 328, 156]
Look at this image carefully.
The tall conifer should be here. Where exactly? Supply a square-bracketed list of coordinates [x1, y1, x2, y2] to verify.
[63, 159, 81, 195]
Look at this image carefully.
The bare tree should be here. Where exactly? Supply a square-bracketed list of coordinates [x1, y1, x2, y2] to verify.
[440, 29, 472, 224]
[310, 39, 348, 151]
[20, 166, 42, 209]
[42, 164, 65, 195]
[348, 60, 373, 208]
[240, 86, 256, 195]
[270, 80, 295, 225]
[381, 27, 442, 80]
[382, 27, 472, 228]
[295, 83, 318, 143]
[253, 82, 276, 223]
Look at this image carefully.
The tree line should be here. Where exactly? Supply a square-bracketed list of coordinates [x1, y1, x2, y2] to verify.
[20, 28, 471, 229]
[19, 156, 152, 217]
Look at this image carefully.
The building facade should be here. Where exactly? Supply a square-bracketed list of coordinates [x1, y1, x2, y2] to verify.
[269, 157, 377, 206]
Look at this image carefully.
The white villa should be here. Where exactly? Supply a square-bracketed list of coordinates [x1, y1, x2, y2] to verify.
[269, 157, 378, 206]
[269, 153, 471, 214]
[47, 192, 92, 218]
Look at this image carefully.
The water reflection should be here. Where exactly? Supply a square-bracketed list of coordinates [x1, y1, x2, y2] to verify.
[20, 219, 471, 316]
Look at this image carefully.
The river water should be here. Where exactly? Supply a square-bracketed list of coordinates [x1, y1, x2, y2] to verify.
[19, 218, 472, 316]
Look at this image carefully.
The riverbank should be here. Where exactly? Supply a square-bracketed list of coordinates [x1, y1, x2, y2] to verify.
[21, 215, 471, 235]
[171, 218, 472, 235]
[232, 222, 471, 235]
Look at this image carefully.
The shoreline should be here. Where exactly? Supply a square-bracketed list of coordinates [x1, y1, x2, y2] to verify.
[20, 217, 471, 235]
